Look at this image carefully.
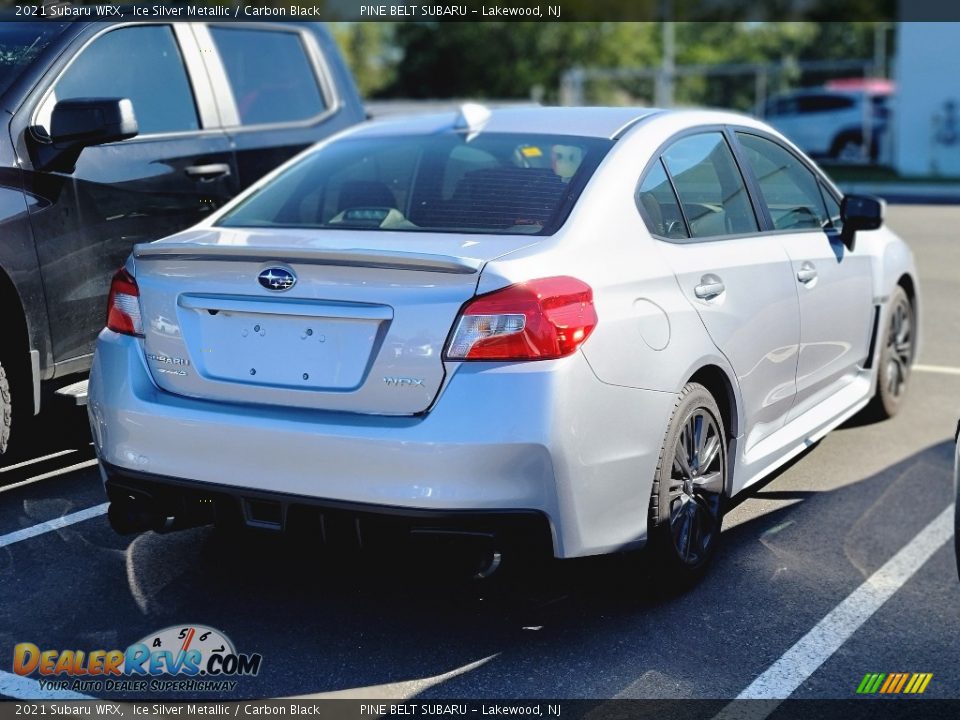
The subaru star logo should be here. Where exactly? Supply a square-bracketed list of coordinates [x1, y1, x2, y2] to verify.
[258, 267, 296, 292]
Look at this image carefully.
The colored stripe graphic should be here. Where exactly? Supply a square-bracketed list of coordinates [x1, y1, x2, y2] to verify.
[856, 672, 932, 695]
[879, 674, 897, 693]
[905, 673, 934, 694]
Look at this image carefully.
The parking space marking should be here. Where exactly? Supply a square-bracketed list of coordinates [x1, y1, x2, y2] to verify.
[729, 503, 954, 704]
[0, 502, 108, 549]
[0, 670, 92, 700]
[0, 459, 98, 494]
[0, 449, 77, 474]
[913, 364, 960, 376]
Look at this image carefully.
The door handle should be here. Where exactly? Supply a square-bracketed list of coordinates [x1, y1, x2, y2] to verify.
[185, 163, 231, 181]
[694, 275, 725, 300]
[796, 262, 818, 285]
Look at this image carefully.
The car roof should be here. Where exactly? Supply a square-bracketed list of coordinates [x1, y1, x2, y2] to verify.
[348, 106, 665, 140]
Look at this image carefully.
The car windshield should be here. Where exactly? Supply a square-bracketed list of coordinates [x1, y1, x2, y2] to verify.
[0, 23, 67, 97]
[217, 132, 613, 235]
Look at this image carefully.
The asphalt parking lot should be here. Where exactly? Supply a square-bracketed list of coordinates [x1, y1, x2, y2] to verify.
[1, 204, 958, 702]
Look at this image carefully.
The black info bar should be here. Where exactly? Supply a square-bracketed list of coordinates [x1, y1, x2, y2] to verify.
[3, 701, 960, 720]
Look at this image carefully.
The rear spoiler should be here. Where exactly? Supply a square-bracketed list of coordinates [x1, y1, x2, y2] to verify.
[133, 243, 481, 275]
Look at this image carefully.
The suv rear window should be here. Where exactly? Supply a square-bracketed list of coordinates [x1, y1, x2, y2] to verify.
[210, 27, 326, 126]
[217, 133, 612, 235]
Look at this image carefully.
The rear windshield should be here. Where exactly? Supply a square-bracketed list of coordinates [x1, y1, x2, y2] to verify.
[217, 132, 613, 235]
[0, 23, 67, 98]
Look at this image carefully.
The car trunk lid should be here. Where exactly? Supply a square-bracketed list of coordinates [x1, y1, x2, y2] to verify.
[133, 227, 533, 415]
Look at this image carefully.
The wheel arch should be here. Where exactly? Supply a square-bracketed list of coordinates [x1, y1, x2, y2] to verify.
[687, 363, 740, 439]
[897, 271, 920, 361]
[0, 264, 38, 412]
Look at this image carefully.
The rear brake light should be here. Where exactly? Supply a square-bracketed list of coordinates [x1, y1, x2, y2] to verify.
[445, 277, 597, 361]
[106, 267, 143, 336]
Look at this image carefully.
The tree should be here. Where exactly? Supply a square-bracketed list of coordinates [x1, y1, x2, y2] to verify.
[383, 23, 660, 102]
[330, 23, 397, 98]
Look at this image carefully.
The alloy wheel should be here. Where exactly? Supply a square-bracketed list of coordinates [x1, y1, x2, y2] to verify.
[667, 410, 724, 566]
[885, 296, 913, 399]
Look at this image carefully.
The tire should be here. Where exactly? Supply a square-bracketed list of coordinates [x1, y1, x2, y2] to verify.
[647, 382, 727, 589]
[866, 285, 915, 420]
[830, 132, 877, 163]
[0, 360, 10, 456]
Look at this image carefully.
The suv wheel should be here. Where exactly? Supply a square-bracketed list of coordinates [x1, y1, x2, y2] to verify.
[647, 382, 727, 588]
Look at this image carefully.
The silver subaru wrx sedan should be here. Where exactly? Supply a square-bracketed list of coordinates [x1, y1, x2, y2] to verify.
[88, 106, 919, 587]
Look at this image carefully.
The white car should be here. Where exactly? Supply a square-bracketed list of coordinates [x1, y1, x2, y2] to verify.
[764, 85, 892, 162]
[88, 106, 918, 587]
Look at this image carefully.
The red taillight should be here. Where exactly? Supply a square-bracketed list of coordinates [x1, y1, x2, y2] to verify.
[106, 267, 143, 336]
[445, 276, 597, 361]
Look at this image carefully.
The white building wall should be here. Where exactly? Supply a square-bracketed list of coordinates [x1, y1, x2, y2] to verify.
[895, 22, 960, 176]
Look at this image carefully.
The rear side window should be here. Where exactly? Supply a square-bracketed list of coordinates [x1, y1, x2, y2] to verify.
[210, 28, 326, 126]
[737, 133, 830, 231]
[40, 25, 198, 135]
[637, 159, 688, 239]
[660, 133, 758, 239]
[218, 133, 612, 236]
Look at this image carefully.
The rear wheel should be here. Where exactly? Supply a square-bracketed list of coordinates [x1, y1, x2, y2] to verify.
[867, 286, 915, 419]
[647, 382, 727, 588]
[830, 132, 877, 162]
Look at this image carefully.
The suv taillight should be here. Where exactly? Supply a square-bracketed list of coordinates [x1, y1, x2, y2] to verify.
[445, 276, 597, 361]
[106, 267, 143, 336]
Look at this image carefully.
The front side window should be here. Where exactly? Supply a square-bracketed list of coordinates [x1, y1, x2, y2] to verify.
[660, 132, 758, 239]
[210, 28, 326, 126]
[38, 25, 198, 135]
[218, 133, 612, 236]
[737, 133, 831, 231]
[820, 183, 843, 231]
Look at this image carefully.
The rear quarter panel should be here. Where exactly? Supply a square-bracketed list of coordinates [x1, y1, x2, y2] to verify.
[477, 112, 744, 409]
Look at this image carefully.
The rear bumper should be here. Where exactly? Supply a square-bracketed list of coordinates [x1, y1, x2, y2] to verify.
[88, 330, 676, 558]
[103, 462, 553, 559]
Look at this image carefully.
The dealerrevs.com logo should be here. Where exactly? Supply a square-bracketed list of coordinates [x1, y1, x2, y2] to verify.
[13, 624, 262, 693]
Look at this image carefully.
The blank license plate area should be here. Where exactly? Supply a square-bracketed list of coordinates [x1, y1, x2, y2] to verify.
[193, 310, 379, 391]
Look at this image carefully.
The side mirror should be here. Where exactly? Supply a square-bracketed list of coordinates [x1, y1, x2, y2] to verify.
[839, 194, 884, 251]
[30, 98, 138, 173]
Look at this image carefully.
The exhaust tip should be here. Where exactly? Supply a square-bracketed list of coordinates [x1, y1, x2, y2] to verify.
[473, 550, 502, 580]
[107, 500, 164, 535]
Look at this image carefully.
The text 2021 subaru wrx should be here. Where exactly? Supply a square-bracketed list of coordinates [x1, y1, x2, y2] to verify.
[88, 106, 918, 586]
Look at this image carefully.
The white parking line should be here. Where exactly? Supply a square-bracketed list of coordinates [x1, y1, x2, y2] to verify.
[913, 364, 960, 376]
[0, 449, 77, 474]
[0, 459, 99, 495]
[0, 503, 109, 549]
[0, 671, 92, 700]
[720, 503, 954, 710]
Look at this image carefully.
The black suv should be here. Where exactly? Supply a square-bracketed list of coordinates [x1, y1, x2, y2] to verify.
[0, 21, 365, 455]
